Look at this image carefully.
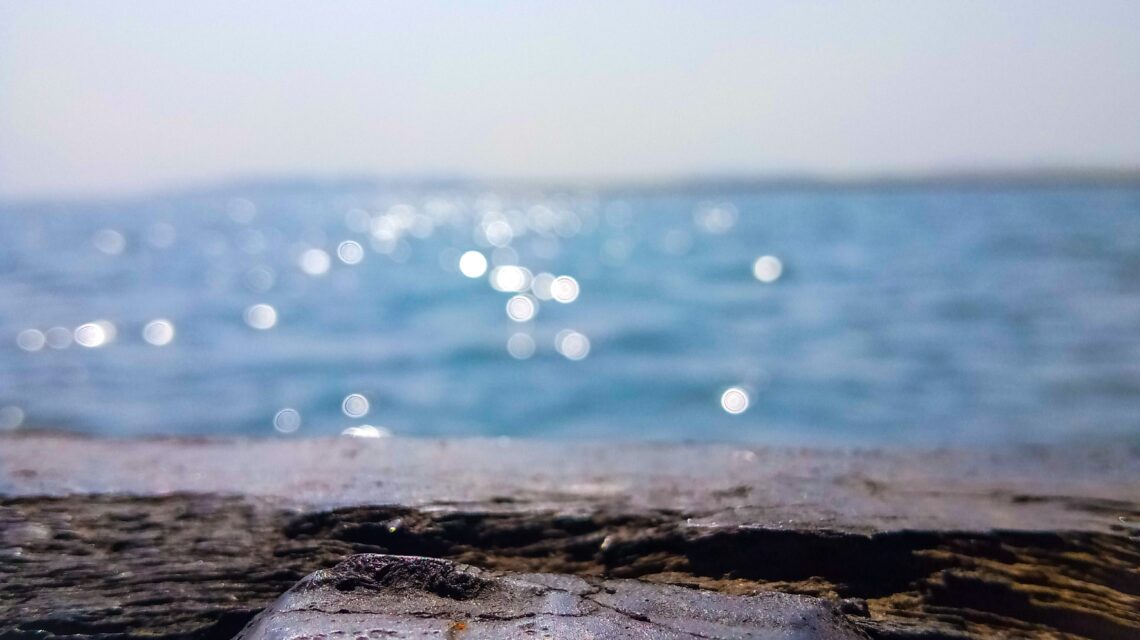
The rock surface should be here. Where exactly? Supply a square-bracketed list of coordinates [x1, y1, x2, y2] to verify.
[236, 554, 868, 640]
[1, 434, 1138, 639]
[3, 434, 1138, 534]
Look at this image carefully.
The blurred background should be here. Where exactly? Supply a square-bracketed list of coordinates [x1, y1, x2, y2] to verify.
[1, 1, 1138, 446]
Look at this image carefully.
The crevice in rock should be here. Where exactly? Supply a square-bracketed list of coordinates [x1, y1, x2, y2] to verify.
[282, 506, 1140, 639]
[3, 495, 1137, 640]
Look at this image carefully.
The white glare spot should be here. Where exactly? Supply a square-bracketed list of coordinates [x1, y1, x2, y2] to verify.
[16, 329, 45, 352]
[555, 330, 591, 361]
[752, 255, 783, 283]
[95, 320, 118, 344]
[74, 323, 108, 348]
[550, 276, 580, 303]
[732, 449, 758, 463]
[721, 387, 750, 414]
[490, 265, 531, 292]
[342, 393, 370, 418]
[93, 229, 126, 255]
[506, 295, 537, 322]
[531, 273, 555, 300]
[45, 327, 72, 349]
[337, 240, 365, 265]
[0, 406, 24, 430]
[273, 408, 301, 433]
[484, 220, 514, 247]
[244, 304, 278, 330]
[142, 319, 175, 346]
[299, 248, 331, 276]
[342, 425, 391, 438]
[507, 333, 536, 359]
[459, 251, 488, 278]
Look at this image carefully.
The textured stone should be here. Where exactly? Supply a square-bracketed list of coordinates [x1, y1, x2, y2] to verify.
[1, 435, 1138, 639]
[2, 434, 1137, 534]
[235, 554, 868, 640]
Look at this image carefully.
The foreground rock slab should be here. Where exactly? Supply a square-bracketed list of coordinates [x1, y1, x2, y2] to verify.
[4, 434, 1138, 534]
[2, 435, 1138, 639]
[237, 554, 867, 640]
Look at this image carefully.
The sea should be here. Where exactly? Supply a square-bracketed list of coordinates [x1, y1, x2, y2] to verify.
[2, 182, 1139, 446]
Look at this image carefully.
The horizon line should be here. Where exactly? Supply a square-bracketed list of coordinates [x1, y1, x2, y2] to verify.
[4, 166, 1140, 207]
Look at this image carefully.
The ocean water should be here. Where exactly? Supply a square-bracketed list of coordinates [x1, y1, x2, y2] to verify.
[2, 184, 1139, 446]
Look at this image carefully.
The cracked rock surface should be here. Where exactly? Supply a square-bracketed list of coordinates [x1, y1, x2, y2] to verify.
[2, 435, 1138, 639]
[236, 554, 868, 640]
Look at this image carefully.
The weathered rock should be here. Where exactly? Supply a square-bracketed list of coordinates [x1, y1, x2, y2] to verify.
[235, 554, 868, 640]
[1, 435, 1138, 639]
[3, 434, 1138, 535]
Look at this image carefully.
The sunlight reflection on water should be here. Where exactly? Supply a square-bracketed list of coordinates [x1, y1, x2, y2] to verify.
[2, 186, 1139, 445]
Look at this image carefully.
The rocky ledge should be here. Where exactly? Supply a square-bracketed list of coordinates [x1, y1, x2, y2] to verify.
[1, 434, 1138, 639]
[237, 553, 866, 639]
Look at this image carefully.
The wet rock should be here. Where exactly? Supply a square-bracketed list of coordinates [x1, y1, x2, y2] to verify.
[236, 554, 868, 640]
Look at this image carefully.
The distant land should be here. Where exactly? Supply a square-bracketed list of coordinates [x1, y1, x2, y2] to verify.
[3, 168, 1140, 207]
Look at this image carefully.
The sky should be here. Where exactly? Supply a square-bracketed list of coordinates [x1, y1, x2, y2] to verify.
[1, 1, 1139, 199]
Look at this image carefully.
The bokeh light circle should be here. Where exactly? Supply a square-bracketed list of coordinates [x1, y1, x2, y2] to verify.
[507, 332, 536, 359]
[555, 330, 591, 361]
[721, 387, 750, 414]
[342, 393, 370, 418]
[550, 275, 580, 303]
[299, 248, 331, 276]
[74, 323, 108, 348]
[244, 304, 278, 330]
[752, 255, 783, 283]
[273, 408, 301, 433]
[459, 250, 488, 278]
[142, 319, 175, 346]
[0, 406, 24, 431]
[16, 329, 45, 352]
[342, 425, 391, 438]
[506, 295, 537, 322]
[337, 240, 365, 265]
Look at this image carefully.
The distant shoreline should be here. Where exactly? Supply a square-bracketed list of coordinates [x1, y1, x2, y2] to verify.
[4, 168, 1140, 208]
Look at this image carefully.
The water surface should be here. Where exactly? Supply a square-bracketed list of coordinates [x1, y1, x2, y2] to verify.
[2, 185, 1138, 446]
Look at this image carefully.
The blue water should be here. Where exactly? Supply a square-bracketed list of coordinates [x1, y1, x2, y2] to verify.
[2, 184, 1139, 446]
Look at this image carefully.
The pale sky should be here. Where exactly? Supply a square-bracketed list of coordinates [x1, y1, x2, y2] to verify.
[2, 1, 1139, 199]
